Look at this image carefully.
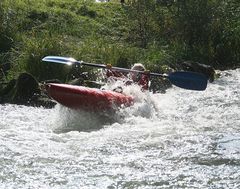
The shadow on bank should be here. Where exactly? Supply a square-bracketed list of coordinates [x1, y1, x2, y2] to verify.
[0, 72, 56, 108]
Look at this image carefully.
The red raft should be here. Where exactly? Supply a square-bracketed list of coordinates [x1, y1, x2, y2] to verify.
[45, 83, 134, 111]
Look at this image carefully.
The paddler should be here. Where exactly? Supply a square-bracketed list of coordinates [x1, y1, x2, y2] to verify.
[105, 63, 150, 92]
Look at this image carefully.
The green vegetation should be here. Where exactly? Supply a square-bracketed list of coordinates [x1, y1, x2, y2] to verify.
[0, 0, 239, 83]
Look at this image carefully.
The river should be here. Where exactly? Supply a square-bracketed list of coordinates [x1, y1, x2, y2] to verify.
[0, 69, 240, 188]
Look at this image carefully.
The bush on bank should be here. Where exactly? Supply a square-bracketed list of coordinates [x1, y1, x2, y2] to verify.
[0, 0, 239, 83]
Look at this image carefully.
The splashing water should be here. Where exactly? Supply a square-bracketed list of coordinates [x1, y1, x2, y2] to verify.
[1, 69, 240, 188]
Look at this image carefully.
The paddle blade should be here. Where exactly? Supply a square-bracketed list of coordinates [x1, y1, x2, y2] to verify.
[42, 56, 77, 65]
[167, 71, 208, 91]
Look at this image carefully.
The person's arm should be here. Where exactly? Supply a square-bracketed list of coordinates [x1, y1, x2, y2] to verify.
[106, 64, 126, 79]
[106, 69, 125, 78]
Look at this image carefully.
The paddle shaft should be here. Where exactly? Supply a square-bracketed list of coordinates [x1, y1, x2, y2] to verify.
[42, 56, 208, 90]
[77, 60, 165, 77]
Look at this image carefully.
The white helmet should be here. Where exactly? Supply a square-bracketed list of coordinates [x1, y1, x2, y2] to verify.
[131, 63, 145, 71]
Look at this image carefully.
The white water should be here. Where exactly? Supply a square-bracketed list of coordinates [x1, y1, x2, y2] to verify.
[1, 69, 240, 188]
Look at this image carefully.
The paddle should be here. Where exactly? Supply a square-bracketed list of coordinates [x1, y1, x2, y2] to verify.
[42, 56, 208, 91]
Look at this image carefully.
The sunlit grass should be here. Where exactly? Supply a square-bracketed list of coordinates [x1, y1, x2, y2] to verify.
[1, 0, 240, 82]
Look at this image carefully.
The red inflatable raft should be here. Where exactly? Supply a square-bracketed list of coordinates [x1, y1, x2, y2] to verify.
[45, 83, 134, 111]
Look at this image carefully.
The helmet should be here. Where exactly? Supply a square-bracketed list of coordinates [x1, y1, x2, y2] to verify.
[131, 63, 145, 71]
[130, 63, 145, 82]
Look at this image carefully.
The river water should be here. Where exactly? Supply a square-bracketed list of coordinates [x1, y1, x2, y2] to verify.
[1, 69, 240, 189]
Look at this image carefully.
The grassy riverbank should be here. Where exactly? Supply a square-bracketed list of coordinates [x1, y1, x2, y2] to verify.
[0, 0, 239, 83]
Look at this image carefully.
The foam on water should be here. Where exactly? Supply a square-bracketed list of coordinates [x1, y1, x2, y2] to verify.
[1, 69, 240, 188]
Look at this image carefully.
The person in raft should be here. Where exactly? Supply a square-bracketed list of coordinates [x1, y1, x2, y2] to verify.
[105, 63, 150, 92]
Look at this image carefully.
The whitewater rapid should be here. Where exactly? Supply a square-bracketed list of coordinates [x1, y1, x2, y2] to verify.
[0, 69, 240, 188]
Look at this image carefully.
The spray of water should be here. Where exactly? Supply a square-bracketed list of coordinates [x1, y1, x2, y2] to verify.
[50, 82, 161, 133]
[1, 69, 240, 188]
